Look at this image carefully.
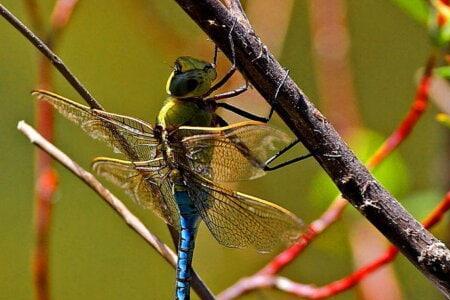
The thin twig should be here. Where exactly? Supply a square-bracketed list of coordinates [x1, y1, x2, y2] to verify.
[24, 2, 52, 298]
[17, 121, 215, 300]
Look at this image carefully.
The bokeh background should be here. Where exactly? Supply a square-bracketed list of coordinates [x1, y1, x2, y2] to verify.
[0, 1, 448, 299]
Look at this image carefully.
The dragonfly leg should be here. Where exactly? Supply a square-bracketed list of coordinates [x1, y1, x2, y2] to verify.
[213, 44, 219, 66]
[205, 65, 237, 96]
[211, 68, 290, 123]
[205, 80, 249, 102]
[265, 69, 290, 122]
[263, 138, 313, 171]
[215, 101, 269, 122]
[205, 19, 239, 97]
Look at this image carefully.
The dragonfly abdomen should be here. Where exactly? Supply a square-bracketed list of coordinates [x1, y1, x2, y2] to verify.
[175, 191, 200, 300]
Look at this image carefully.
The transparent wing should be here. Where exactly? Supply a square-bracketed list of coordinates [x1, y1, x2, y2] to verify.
[92, 157, 179, 228]
[33, 90, 158, 160]
[177, 121, 292, 182]
[185, 172, 303, 252]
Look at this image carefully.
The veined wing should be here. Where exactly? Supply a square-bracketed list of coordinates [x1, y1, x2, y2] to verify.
[185, 172, 302, 252]
[33, 90, 158, 160]
[92, 157, 179, 228]
[177, 121, 291, 182]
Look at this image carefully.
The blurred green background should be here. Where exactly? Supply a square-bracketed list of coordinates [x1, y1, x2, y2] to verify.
[0, 1, 448, 299]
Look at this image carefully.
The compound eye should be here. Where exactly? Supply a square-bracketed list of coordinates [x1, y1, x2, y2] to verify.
[186, 78, 199, 92]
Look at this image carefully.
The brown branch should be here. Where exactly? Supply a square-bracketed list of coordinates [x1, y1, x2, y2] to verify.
[17, 121, 215, 300]
[173, 1, 450, 295]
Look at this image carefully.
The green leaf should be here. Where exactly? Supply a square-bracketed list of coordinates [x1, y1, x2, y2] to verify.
[391, 0, 429, 25]
[436, 113, 450, 128]
[434, 66, 450, 79]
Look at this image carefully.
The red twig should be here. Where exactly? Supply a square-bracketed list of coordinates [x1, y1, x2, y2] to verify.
[258, 197, 347, 275]
[29, 2, 80, 300]
[219, 192, 450, 299]
[50, 0, 80, 32]
[257, 55, 436, 277]
[33, 168, 57, 300]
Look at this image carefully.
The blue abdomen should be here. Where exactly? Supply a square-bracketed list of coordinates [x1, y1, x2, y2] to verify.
[174, 191, 200, 300]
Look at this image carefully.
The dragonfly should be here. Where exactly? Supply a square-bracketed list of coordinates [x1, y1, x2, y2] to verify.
[33, 56, 304, 300]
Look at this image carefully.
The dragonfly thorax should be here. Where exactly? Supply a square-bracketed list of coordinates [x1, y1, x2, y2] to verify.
[158, 128, 177, 167]
[158, 130, 186, 189]
[157, 97, 213, 130]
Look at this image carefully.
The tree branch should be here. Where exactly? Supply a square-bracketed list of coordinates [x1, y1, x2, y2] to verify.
[173, 0, 450, 295]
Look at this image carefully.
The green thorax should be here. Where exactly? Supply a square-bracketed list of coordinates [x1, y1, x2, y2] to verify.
[157, 97, 213, 129]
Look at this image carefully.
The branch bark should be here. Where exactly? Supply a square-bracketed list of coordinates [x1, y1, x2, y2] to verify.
[174, 0, 450, 295]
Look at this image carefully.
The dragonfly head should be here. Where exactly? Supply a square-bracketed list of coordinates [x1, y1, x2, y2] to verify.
[166, 56, 217, 98]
